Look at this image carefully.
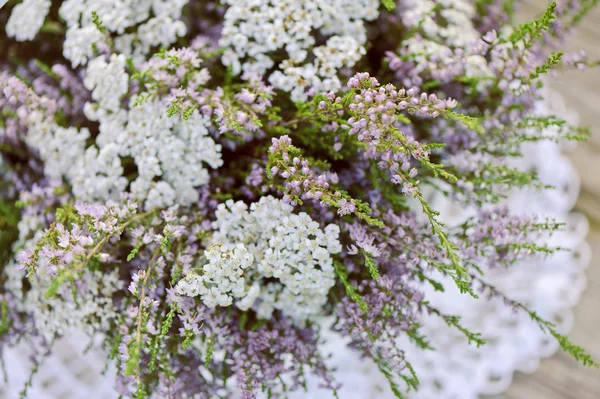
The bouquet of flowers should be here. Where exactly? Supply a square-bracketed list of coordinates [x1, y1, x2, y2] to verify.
[1, 1, 598, 398]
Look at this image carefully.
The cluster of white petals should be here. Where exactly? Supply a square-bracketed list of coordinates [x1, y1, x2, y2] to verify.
[5, 0, 51, 42]
[176, 244, 259, 310]
[181, 196, 343, 323]
[58, 0, 189, 66]
[220, 0, 378, 101]
[400, 0, 480, 47]
[23, 113, 91, 181]
[270, 36, 366, 102]
[80, 95, 223, 209]
[8, 51, 222, 210]
[84, 54, 130, 112]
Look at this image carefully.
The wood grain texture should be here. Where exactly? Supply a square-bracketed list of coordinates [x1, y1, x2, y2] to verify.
[489, 2, 600, 398]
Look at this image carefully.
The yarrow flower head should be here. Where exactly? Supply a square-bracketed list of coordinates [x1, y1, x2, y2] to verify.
[5, 0, 51, 42]
[176, 243, 257, 309]
[206, 196, 342, 323]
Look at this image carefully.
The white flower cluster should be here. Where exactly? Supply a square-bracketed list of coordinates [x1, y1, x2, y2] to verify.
[5, 0, 51, 42]
[83, 54, 130, 112]
[24, 112, 91, 181]
[189, 196, 341, 323]
[400, 0, 480, 47]
[270, 36, 366, 101]
[176, 244, 260, 310]
[11, 51, 222, 210]
[79, 95, 223, 209]
[58, 0, 189, 66]
[63, 25, 106, 68]
[220, 0, 378, 101]
[399, 0, 493, 85]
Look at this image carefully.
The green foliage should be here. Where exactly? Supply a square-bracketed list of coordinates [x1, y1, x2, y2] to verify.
[474, 276, 599, 367]
[517, 116, 591, 141]
[166, 102, 181, 118]
[406, 326, 434, 351]
[363, 251, 380, 280]
[44, 270, 68, 298]
[508, 2, 557, 46]
[333, 260, 369, 313]
[292, 98, 360, 160]
[373, 350, 419, 399]
[166, 102, 197, 121]
[204, 335, 214, 368]
[374, 357, 407, 399]
[0, 199, 20, 268]
[38, 21, 65, 36]
[455, 164, 551, 203]
[413, 192, 478, 299]
[149, 304, 177, 372]
[414, 270, 445, 292]
[109, 331, 123, 360]
[476, 0, 517, 22]
[445, 112, 484, 135]
[181, 329, 196, 349]
[34, 59, 59, 79]
[132, 94, 151, 107]
[423, 302, 487, 347]
[530, 51, 564, 81]
[0, 300, 9, 336]
[127, 242, 144, 262]
[91, 11, 108, 34]
[481, 117, 591, 157]
[18, 362, 40, 399]
[381, 0, 397, 11]
[124, 340, 141, 377]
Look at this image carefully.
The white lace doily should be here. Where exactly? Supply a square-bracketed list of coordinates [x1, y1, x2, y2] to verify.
[1, 91, 590, 399]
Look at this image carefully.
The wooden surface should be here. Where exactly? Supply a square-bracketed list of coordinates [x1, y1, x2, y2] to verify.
[491, 2, 600, 398]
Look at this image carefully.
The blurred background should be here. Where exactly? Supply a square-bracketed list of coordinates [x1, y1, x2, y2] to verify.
[495, 1, 600, 398]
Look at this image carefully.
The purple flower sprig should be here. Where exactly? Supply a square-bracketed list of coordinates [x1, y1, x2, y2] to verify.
[322, 74, 469, 191]
[123, 246, 162, 384]
[455, 208, 566, 270]
[268, 135, 384, 227]
[307, 75, 475, 297]
[163, 71, 276, 145]
[1, 73, 58, 118]
[334, 276, 423, 392]
[212, 73, 276, 138]
[346, 72, 483, 135]
[19, 199, 155, 283]
[226, 315, 340, 398]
